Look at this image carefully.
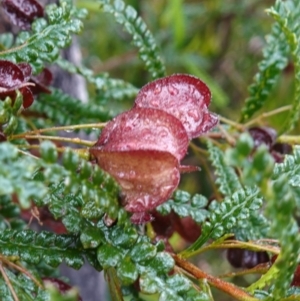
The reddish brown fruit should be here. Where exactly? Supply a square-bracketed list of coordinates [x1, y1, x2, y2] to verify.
[93, 107, 189, 161]
[134, 74, 218, 139]
[248, 126, 277, 149]
[151, 210, 176, 238]
[91, 74, 218, 223]
[227, 248, 269, 269]
[90, 149, 180, 220]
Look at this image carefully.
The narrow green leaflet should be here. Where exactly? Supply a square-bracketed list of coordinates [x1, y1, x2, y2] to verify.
[56, 58, 139, 103]
[98, 0, 166, 79]
[0, 230, 84, 269]
[239, 21, 289, 122]
[267, 1, 300, 133]
[33, 88, 111, 125]
[207, 140, 242, 196]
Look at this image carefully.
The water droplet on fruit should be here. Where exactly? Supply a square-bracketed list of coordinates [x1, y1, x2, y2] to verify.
[158, 130, 168, 138]
[153, 85, 162, 95]
[118, 172, 125, 178]
[129, 170, 136, 177]
[167, 84, 179, 95]
[120, 180, 134, 190]
[150, 99, 160, 106]
[188, 109, 201, 122]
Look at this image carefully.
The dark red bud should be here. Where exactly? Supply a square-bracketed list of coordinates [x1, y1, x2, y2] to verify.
[2, 0, 44, 29]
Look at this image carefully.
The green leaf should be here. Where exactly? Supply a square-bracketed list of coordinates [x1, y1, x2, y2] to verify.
[0, 33, 14, 50]
[0, 142, 47, 209]
[166, 274, 191, 293]
[97, 244, 123, 268]
[56, 58, 138, 104]
[80, 226, 104, 249]
[109, 225, 138, 248]
[207, 141, 242, 196]
[32, 88, 111, 126]
[141, 252, 174, 275]
[117, 257, 139, 285]
[182, 187, 262, 255]
[157, 190, 209, 223]
[0, 229, 85, 269]
[130, 239, 157, 263]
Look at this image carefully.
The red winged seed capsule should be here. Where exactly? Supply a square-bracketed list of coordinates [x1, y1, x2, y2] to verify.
[91, 74, 218, 223]
[90, 108, 194, 223]
[134, 74, 218, 139]
[0, 60, 34, 108]
[93, 107, 189, 161]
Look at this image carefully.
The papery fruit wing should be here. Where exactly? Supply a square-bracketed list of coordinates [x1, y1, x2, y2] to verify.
[89, 149, 180, 214]
[134, 74, 218, 138]
[96, 107, 189, 161]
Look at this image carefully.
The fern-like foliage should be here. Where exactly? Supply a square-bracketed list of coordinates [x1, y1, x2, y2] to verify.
[0, 141, 120, 216]
[98, 0, 166, 79]
[157, 190, 209, 223]
[236, 145, 300, 298]
[56, 58, 139, 104]
[0, 230, 85, 268]
[207, 140, 242, 196]
[267, 1, 300, 133]
[272, 146, 300, 180]
[266, 176, 300, 299]
[33, 88, 111, 126]
[0, 0, 86, 73]
[181, 142, 264, 256]
[0, 143, 47, 209]
[239, 21, 289, 122]
[247, 174, 300, 299]
[0, 269, 49, 301]
[182, 187, 262, 256]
